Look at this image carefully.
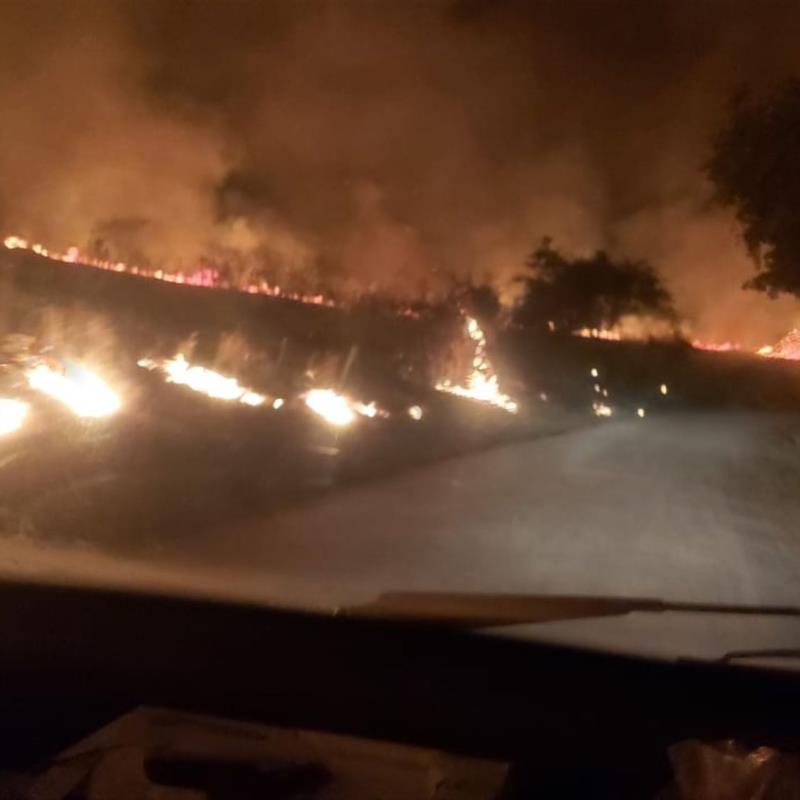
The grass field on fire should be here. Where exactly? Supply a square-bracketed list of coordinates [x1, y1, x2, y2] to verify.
[2, 245, 800, 556]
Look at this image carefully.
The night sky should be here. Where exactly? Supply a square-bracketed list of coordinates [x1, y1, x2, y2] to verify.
[1, 0, 800, 341]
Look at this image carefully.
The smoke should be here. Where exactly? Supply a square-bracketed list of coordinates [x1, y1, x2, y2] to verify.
[1, 0, 800, 339]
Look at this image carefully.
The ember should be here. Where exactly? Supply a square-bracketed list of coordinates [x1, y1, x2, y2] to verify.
[592, 401, 613, 417]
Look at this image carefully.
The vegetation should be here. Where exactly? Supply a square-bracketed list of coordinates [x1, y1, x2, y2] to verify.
[707, 80, 800, 297]
[514, 238, 674, 331]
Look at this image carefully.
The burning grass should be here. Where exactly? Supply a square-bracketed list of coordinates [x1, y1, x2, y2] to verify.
[435, 317, 518, 414]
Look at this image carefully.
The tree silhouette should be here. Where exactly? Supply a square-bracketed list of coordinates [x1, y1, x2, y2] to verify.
[514, 238, 674, 331]
[707, 81, 800, 297]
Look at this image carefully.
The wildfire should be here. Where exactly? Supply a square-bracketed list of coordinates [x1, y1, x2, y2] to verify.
[575, 327, 622, 341]
[26, 360, 120, 418]
[0, 398, 29, 435]
[691, 339, 741, 352]
[4, 234, 335, 308]
[436, 317, 518, 414]
[757, 329, 800, 361]
[138, 354, 267, 407]
[303, 388, 386, 426]
[692, 329, 800, 361]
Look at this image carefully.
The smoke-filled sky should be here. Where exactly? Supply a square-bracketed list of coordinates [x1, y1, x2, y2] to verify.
[2, 0, 800, 342]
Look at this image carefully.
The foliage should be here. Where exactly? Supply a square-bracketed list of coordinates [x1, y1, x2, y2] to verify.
[707, 81, 800, 297]
[514, 238, 674, 330]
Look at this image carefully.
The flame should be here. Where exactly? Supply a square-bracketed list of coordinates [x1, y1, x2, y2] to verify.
[139, 354, 266, 406]
[757, 329, 800, 361]
[408, 404, 423, 420]
[575, 316, 681, 342]
[353, 400, 378, 419]
[303, 388, 386, 426]
[304, 389, 356, 426]
[4, 233, 336, 308]
[0, 398, 29, 435]
[436, 316, 518, 414]
[691, 339, 741, 352]
[693, 329, 800, 360]
[26, 361, 120, 418]
[575, 327, 622, 341]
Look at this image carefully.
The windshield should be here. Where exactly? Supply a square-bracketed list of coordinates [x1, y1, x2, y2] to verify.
[2, 0, 800, 663]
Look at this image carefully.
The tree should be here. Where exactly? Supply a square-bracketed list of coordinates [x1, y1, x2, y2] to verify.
[707, 81, 800, 297]
[514, 238, 674, 331]
[454, 283, 501, 324]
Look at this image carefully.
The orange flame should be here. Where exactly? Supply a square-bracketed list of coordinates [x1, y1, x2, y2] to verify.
[26, 361, 120, 418]
[138, 354, 268, 407]
[303, 388, 387, 426]
[4, 233, 336, 308]
[436, 316, 518, 414]
[0, 398, 29, 434]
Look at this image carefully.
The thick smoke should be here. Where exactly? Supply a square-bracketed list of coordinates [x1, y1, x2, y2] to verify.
[2, 0, 800, 341]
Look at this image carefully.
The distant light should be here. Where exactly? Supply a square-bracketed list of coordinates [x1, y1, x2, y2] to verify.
[602, 388, 608, 397]
[0, 398, 29, 435]
[660, 383, 668, 396]
[408, 405, 423, 421]
[637, 407, 646, 418]
[538, 392, 548, 402]
[593, 383, 601, 393]
[547, 320, 556, 332]
[590, 367, 599, 378]
[592, 401, 613, 418]
[272, 398, 284, 410]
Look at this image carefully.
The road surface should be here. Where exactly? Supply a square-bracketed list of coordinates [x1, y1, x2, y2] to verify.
[177, 410, 800, 660]
[4, 410, 800, 660]
[175, 411, 800, 602]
